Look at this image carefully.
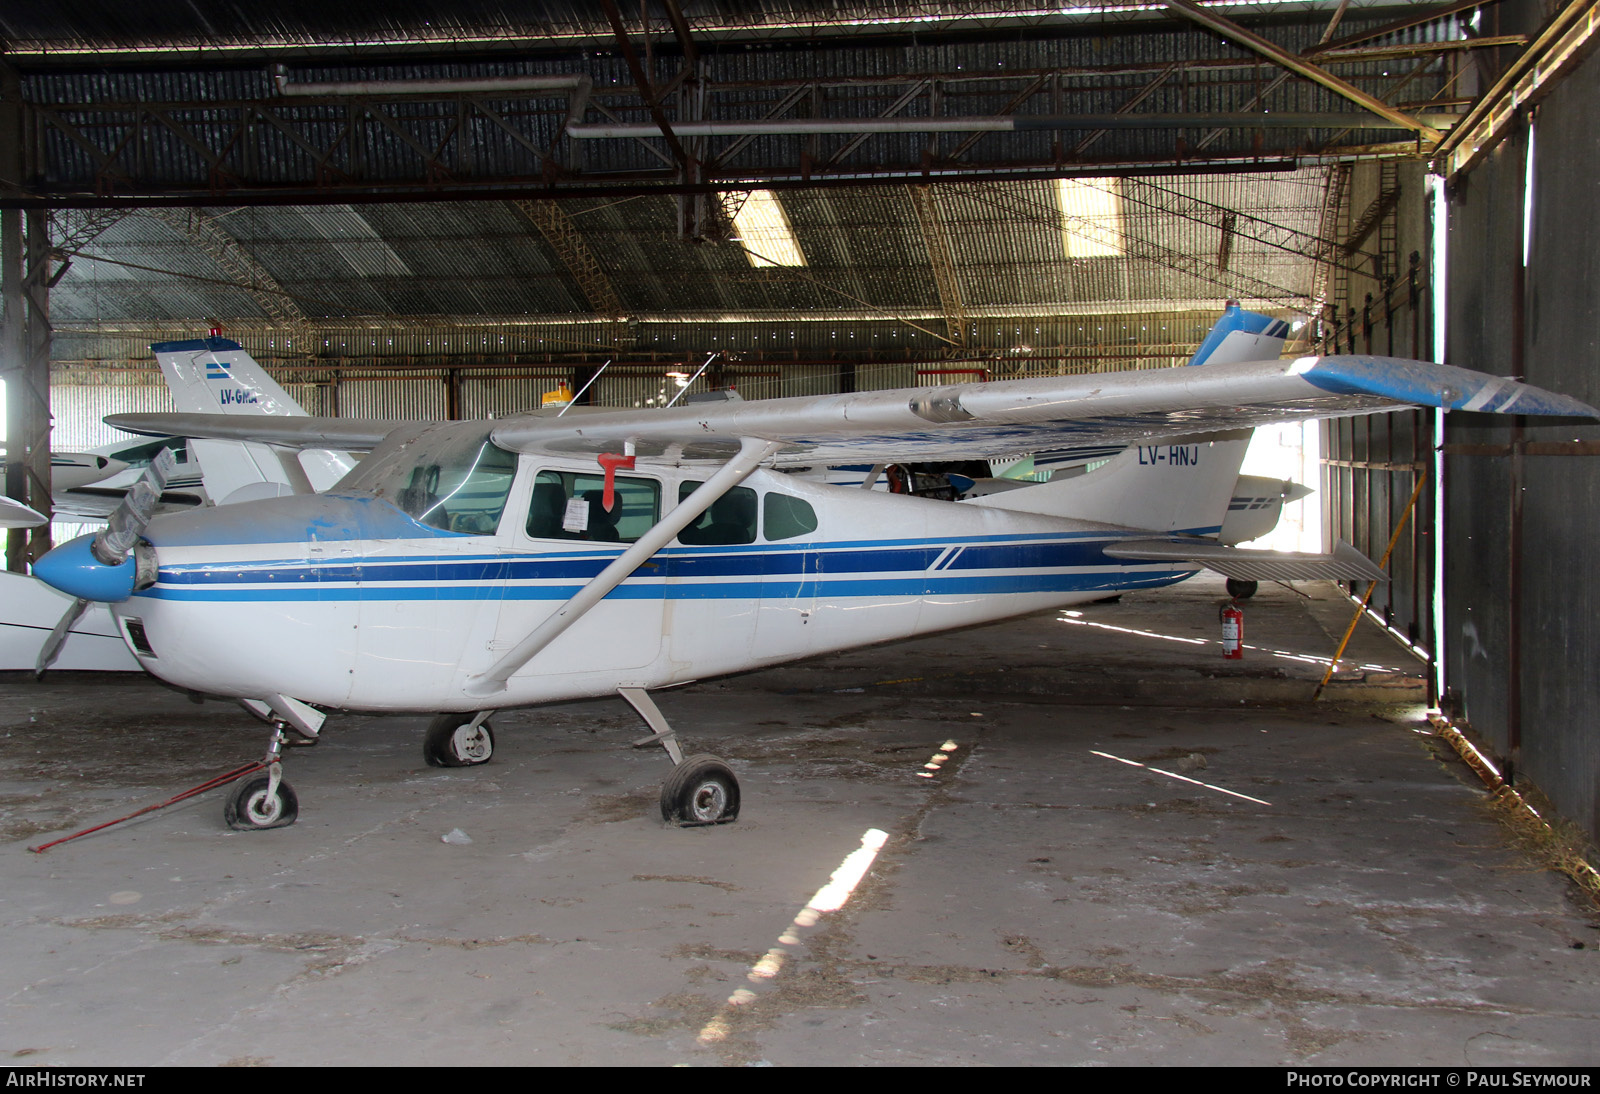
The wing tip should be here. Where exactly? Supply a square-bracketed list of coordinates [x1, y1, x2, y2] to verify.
[1303, 356, 1600, 418]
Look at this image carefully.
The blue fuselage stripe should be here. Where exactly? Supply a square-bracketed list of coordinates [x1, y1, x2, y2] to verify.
[142, 534, 1206, 603]
[139, 569, 1192, 603]
[153, 538, 1141, 586]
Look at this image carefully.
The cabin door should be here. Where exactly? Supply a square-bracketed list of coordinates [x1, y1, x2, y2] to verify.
[490, 464, 666, 677]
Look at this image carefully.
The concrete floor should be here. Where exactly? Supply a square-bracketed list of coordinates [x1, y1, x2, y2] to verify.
[2, 576, 1597, 1067]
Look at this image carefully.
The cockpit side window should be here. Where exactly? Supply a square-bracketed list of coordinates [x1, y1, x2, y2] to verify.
[526, 470, 660, 544]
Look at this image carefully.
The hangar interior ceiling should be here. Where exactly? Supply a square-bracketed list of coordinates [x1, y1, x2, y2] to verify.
[0, 0, 1517, 425]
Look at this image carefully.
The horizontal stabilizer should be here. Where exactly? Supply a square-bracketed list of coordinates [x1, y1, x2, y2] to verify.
[1103, 538, 1388, 583]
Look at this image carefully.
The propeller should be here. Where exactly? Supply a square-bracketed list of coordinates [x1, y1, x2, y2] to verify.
[34, 448, 177, 676]
[92, 447, 176, 567]
[35, 598, 91, 678]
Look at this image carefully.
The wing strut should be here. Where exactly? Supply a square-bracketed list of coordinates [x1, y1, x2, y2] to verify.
[464, 436, 781, 697]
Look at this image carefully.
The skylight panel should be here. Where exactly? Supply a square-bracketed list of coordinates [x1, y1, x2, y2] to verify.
[729, 190, 806, 267]
[1058, 178, 1125, 258]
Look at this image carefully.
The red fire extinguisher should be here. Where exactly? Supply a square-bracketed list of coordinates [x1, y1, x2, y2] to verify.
[1220, 600, 1244, 659]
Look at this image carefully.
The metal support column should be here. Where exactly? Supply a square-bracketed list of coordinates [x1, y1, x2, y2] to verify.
[4, 209, 53, 571]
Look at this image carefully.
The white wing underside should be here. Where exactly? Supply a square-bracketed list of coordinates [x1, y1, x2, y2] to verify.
[102, 354, 1597, 467]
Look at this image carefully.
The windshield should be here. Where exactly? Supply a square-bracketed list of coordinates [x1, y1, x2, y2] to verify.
[338, 424, 519, 534]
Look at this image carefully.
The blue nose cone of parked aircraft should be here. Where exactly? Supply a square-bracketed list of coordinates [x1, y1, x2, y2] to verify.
[32, 534, 139, 603]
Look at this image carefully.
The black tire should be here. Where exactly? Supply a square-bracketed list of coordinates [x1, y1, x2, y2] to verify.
[424, 714, 495, 767]
[1225, 578, 1259, 600]
[660, 754, 741, 826]
[224, 775, 299, 831]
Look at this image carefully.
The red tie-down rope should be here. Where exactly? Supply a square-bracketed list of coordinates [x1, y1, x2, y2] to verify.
[27, 761, 266, 853]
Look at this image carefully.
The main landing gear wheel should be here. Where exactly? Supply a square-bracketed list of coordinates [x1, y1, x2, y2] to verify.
[424, 714, 495, 767]
[660, 754, 741, 826]
[1225, 578, 1259, 600]
[224, 774, 299, 831]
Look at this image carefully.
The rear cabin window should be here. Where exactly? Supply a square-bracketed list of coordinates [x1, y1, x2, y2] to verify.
[674, 484, 818, 543]
[526, 470, 660, 544]
[763, 492, 818, 540]
[675, 483, 757, 546]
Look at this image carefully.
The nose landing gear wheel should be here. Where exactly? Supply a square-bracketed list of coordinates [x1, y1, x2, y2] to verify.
[660, 755, 740, 826]
[424, 714, 495, 767]
[224, 774, 299, 831]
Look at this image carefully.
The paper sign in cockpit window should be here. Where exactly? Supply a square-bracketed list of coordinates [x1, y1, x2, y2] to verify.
[562, 498, 590, 533]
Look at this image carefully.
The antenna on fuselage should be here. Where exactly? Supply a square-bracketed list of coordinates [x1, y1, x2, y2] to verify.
[662, 352, 718, 410]
[556, 359, 612, 418]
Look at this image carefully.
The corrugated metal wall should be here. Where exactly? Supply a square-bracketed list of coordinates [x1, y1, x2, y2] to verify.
[1443, 37, 1600, 842]
[49, 379, 173, 450]
[1319, 161, 1437, 673]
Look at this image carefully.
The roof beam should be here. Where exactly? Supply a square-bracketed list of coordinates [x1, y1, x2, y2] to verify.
[1117, 176, 1376, 272]
[907, 186, 968, 349]
[1073, 65, 1176, 157]
[145, 208, 312, 338]
[516, 198, 631, 346]
[1308, 0, 1490, 56]
[7, 40, 1453, 208]
[596, 0, 696, 176]
[1163, 0, 1444, 143]
[968, 182, 1310, 309]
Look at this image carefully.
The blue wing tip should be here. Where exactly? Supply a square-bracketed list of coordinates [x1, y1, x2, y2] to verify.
[1303, 356, 1600, 418]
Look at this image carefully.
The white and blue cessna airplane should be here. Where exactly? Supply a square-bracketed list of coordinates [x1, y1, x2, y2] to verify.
[28, 311, 1596, 833]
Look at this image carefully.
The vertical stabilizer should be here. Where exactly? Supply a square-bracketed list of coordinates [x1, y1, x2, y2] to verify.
[966, 431, 1252, 535]
[151, 337, 354, 501]
[1185, 301, 1292, 368]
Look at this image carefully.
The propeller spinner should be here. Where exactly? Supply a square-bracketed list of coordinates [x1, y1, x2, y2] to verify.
[33, 448, 177, 675]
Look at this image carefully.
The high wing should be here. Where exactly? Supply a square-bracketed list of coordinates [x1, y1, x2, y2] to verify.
[104, 353, 1597, 465]
[493, 353, 1596, 462]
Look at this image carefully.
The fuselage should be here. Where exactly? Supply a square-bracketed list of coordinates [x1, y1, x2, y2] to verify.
[103, 425, 1203, 712]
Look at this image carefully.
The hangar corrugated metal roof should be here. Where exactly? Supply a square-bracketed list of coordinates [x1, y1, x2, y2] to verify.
[20, 1, 1445, 371]
[51, 169, 1336, 334]
[0, 2, 1431, 54]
